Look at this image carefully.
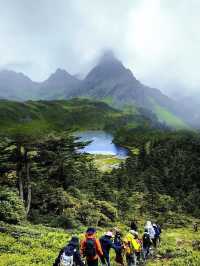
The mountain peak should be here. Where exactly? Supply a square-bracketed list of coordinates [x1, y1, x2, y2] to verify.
[55, 68, 68, 75]
[98, 50, 121, 65]
[44, 68, 78, 84]
[0, 69, 33, 81]
[53, 68, 72, 78]
[85, 50, 134, 83]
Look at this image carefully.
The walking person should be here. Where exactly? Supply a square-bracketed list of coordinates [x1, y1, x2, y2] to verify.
[53, 236, 84, 266]
[130, 220, 138, 232]
[152, 223, 162, 248]
[113, 228, 124, 266]
[132, 232, 142, 264]
[145, 221, 155, 241]
[81, 228, 105, 266]
[142, 229, 152, 261]
[144, 221, 155, 256]
[193, 222, 198, 232]
[124, 230, 141, 266]
[100, 231, 121, 266]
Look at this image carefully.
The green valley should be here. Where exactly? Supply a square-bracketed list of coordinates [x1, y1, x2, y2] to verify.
[0, 98, 157, 133]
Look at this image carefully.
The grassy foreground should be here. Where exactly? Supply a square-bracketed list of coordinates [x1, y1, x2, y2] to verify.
[0, 222, 199, 266]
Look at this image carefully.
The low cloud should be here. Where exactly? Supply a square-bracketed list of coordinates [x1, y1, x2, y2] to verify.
[0, 0, 199, 97]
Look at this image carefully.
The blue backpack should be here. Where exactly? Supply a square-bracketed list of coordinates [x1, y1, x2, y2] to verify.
[153, 226, 160, 237]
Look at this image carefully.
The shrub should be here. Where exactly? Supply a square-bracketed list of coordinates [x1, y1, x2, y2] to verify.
[95, 200, 118, 222]
[0, 186, 26, 224]
[77, 201, 100, 226]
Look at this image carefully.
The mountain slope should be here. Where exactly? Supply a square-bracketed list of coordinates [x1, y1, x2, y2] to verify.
[73, 53, 188, 129]
[0, 54, 191, 129]
[0, 98, 161, 133]
[38, 68, 81, 100]
[179, 94, 200, 128]
[0, 70, 38, 101]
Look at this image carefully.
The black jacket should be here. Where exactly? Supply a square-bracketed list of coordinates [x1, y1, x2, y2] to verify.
[53, 244, 84, 266]
[142, 233, 152, 248]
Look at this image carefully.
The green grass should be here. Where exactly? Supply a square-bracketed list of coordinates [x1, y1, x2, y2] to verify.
[0, 98, 153, 134]
[147, 228, 200, 266]
[123, 104, 138, 115]
[0, 223, 69, 266]
[91, 154, 124, 172]
[102, 96, 114, 106]
[149, 98, 189, 130]
[0, 222, 200, 266]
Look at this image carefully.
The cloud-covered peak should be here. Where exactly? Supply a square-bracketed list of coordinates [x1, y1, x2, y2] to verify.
[98, 50, 120, 64]
[0, 0, 200, 98]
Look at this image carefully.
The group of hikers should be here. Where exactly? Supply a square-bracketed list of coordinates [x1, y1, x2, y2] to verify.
[53, 220, 162, 266]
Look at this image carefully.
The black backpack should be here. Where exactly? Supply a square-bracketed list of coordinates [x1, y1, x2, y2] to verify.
[84, 239, 96, 257]
[143, 233, 151, 246]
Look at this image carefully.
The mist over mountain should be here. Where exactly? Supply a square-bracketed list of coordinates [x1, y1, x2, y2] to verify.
[0, 52, 198, 128]
[179, 93, 200, 128]
[0, 70, 38, 101]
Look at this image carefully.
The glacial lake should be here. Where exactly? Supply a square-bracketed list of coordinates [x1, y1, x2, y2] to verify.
[75, 131, 129, 158]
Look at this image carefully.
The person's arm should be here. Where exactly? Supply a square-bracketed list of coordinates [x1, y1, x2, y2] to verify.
[53, 248, 64, 266]
[111, 240, 122, 251]
[95, 239, 105, 263]
[95, 239, 104, 257]
[80, 239, 86, 257]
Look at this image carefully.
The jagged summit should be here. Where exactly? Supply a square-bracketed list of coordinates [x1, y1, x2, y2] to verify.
[44, 68, 79, 84]
[98, 50, 121, 64]
[38, 68, 81, 100]
[85, 51, 135, 84]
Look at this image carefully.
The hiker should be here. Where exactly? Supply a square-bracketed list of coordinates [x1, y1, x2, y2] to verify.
[152, 223, 161, 247]
[130, 220, 138, 232]
[53, 236, 84, 266]
[81, 228, 105, 266]
[124, 230, 141, 266]
[144, 221, 155, 242]
[113, 228, 124, 266]
[193, 222, 198, 232]
[142, 229, 152, 261]
[100, 231, 121, 266]
[132, 231, 142, 264]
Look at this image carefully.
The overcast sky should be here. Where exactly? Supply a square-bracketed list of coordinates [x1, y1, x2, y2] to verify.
[0, 0, 200, 97]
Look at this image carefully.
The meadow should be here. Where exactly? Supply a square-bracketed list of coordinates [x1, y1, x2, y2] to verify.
[0, 222, 199, 266]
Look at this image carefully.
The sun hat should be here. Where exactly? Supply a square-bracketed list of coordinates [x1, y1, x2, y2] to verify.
[105, 231, 113, 237]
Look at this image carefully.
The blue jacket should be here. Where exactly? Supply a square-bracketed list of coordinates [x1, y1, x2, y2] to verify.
[100, 235, 121, 258]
